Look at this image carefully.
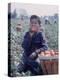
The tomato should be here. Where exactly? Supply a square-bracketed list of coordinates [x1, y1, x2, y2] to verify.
[50, 50, 55, 56]
[55, 51, 58, 55]
[40, 52, 45, 56]
[45, 53, 51, 56]
[45, 50, 50, 55]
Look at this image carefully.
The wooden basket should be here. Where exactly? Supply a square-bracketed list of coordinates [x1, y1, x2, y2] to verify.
[39, 50, 58, 75]
[40, 60, 58, 75]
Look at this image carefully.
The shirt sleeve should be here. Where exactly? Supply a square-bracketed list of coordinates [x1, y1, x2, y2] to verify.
[39, 32, 48, 51]
[22, 32, 32, 51]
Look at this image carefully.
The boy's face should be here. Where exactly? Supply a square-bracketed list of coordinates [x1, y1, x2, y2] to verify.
[30, 19, 40, 32]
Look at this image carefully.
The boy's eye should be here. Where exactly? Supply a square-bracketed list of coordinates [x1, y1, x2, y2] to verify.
[31, 22, 37, 24]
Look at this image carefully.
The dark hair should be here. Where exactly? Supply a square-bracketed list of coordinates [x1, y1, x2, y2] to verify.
[30, 15, 41, 25]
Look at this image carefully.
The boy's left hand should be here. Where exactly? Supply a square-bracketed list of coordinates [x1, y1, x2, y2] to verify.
[29, 52, 37, 59]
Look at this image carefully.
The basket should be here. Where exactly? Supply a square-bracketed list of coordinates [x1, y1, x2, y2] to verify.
[38, 50, 58, 75]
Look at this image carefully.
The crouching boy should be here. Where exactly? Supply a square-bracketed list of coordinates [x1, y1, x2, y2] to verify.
[17, 15, 48, 75]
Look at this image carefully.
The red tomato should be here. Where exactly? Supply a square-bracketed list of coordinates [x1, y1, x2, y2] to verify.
[50, 50, 55, 56]
[40, 52, 45, 56]
[45, 53, 51, 56]
[45, 50, 50, 55]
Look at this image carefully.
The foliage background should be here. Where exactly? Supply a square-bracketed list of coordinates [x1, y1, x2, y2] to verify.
[8, 9, 58, 76]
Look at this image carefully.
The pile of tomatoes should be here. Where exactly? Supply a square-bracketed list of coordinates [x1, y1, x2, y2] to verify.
[40, 50, 58, 56]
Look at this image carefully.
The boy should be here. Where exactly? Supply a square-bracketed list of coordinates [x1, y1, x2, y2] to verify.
[17, 15, 48, 75]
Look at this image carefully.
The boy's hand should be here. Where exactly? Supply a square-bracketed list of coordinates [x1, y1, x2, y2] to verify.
[29, 52, 37, 59]
[35, 57, 40, 64]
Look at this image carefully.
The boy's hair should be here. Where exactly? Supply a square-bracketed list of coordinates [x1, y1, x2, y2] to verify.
[30, 15, 41, 25]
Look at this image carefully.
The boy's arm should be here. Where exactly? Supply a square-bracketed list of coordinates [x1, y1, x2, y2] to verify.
[29, 32, 48, 59]
[22, 32, 32, 51]
[35, 32, 48, 54]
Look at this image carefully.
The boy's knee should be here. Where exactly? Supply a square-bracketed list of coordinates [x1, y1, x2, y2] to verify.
[17, 62, 25, 73]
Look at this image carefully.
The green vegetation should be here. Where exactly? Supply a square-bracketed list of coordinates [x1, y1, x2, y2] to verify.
[9, 18, 58, 76]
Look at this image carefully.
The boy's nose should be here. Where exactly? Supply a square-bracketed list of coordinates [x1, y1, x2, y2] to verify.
[32, 24, 36, 27]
